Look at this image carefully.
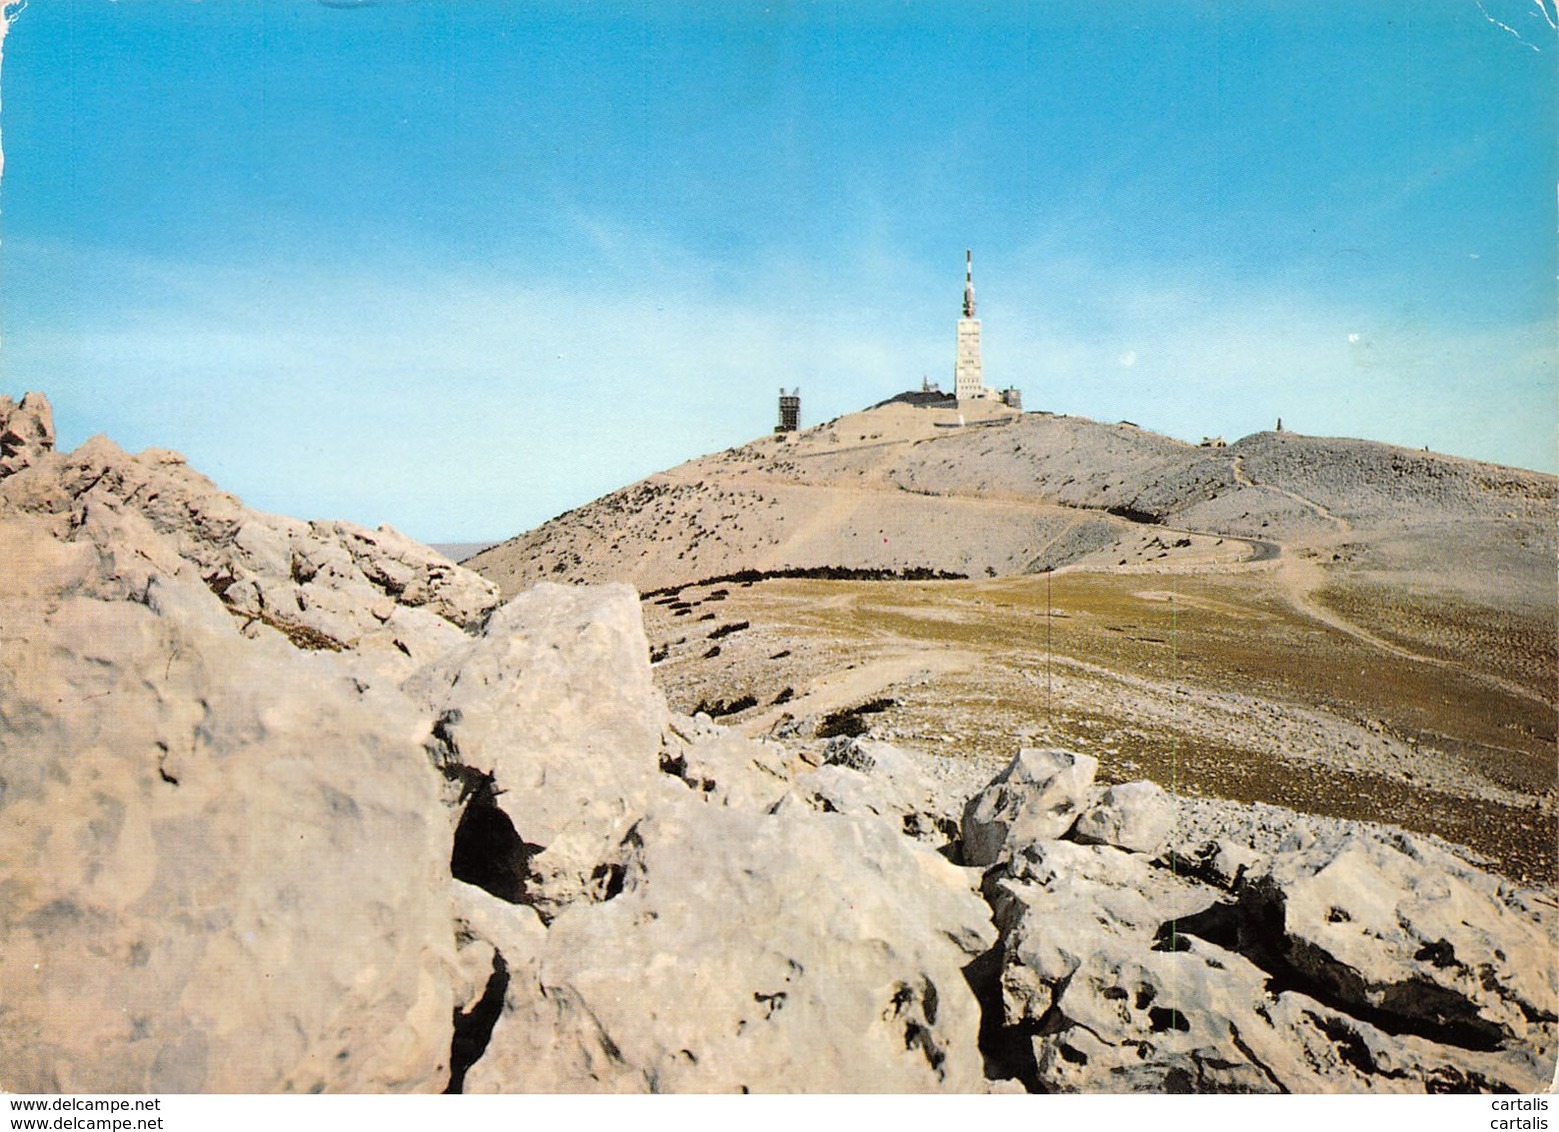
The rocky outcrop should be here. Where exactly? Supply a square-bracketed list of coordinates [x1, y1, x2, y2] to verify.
[793, 736, 959, 844]
[0, 391, 54, 474]
[1072, 780, 1175, 855]
[0, 506, 455, 1092]
[0, 427, 501, 682]
[1233, 827, 1556, 1050]
[463, 796, 995, 1093]
[406, 590, 1000, 1092]
[961, 747, 1098, 866]
[0, 397, 1007, 1093]
[0, 396, 501, 1092]
[963, 755, 1558, 1093]
[659, 715, 800, 812]
[404, 582, 689, 915]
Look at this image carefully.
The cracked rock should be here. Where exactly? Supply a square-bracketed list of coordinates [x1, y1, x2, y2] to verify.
[1234, 828, 1557, 1048]
[982, 796, 1558, 1093]
[403, 582, 688, 917]
[466, 795, 995, 1093]
[793, 737, 956, 843]
[961, 747, 1098, 866]
[0, 506, 453, 1093]
[0, 391, 54, 475]
[1070, 779, 1175, 855]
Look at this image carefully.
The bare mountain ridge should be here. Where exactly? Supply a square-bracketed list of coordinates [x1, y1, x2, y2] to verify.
[470, 403, 1555, 605]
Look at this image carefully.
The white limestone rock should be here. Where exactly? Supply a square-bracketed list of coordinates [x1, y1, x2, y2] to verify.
[0, 509, 454, 1093]
[658, 721, 798, 811]
[466, 796, 996, 1093]
[1028, 894, 1556, 1093]
[1022, 931, 1516, 1093]
[985, 799, 1558, 1093]
[989, 838, 1366, 1092]
[314, 519, 498, 632]
[1179, 837, 1265, 890]
[793, 737, 955, 843]
[0, 422, 501, 683]
[450, 881, 548, 1024]
[1070, 779, 1175, 855]
[1236, 828, 1558, 1048]
[404, 582, 687, 915]
[987, 839, 1221, 1027]
[961, 747, 1098, 867]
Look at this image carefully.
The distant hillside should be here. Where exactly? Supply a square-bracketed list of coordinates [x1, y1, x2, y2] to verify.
[431, 541, 500, 563]
[468, 402, 1556, 609]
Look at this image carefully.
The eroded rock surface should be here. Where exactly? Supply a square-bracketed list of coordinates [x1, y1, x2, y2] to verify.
[0, 391, 54, 473]
[962, 747, 1098, 866]
[1235, 828, 1556, 1049]
[0, 509, 454, 1092]
[466, 796, 994, 1093]
[793, 736, 958, 844]
[404, 582, 688, 914]
[961, 753, 1558, 1093]
[0, 429, 500, 681]
[1072, 779, 1175, 855]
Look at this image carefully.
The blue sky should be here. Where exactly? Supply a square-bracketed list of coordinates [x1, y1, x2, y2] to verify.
[1, 1, 1553, 541]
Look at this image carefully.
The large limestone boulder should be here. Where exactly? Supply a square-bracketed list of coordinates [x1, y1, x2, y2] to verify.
[0, 508, 454, 1093]
[961, 747, 1098, 866]
[1071, 779, 1175, 855]
[988, 838, 1367, 1092]
[987, 839, 1219, 1028]
[1023, 929, 1544, 1093]
[658, 713, 801, 812]
[1035, 937, 1306, 1092]
[404, 582, 687, 914]
[447, 882, 550, 1091]
[794, 737, 956, 843]
[982, 795, 1558, 1093]
[465, 796, 997, 1093]
[1235, 828, 1558, 1048]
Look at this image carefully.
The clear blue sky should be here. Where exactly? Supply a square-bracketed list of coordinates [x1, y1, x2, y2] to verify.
[2, 1, 1554, 541]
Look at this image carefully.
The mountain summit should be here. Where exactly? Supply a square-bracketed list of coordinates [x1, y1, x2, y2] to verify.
[470, 401, 1554, 608]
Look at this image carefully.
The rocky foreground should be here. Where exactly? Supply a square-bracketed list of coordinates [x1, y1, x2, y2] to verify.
[1, 392, 1553, 1093]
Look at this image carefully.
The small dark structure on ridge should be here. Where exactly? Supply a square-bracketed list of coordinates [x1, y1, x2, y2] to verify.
[776, 388, 801, 433]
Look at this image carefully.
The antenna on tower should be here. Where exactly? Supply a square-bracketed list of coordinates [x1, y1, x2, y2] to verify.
[962, 249, 976, 318]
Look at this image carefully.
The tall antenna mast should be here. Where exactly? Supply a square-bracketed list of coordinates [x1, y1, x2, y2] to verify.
[962, 249, 976, 318]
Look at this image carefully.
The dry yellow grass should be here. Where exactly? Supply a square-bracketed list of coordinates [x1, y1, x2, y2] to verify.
[643, 569, 1555, 884]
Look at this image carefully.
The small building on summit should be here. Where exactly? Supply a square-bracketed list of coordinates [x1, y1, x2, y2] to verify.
[878, 376, 957, 410]
[775, 388, 800, 433]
